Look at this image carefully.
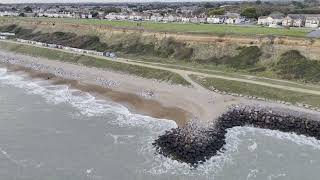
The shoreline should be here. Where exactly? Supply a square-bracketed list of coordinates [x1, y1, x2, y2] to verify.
[1, 62, 191, 127]
[0, 49, 319, 127]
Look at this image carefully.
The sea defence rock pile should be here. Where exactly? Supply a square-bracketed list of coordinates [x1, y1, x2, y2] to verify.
[209, 86, 320, 112]
[153, 106, 320, 166]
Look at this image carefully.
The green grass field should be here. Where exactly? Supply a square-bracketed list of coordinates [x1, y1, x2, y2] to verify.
[0, 17, 311, 37]
[190, 75, 320, 107]
[0, 41, 191, 86]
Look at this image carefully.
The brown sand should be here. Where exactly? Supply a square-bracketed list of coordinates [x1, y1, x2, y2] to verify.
[2, 50, 317, 127]
[5, 64, 190, 126]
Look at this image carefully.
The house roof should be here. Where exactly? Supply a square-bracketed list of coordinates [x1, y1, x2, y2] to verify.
[286, 14, 305, 20]
[225, 12, 240, 18]
[269, 14, 285, 19]
[258, 16, 268, 19]
[305, 14, 320, 20]
[211, 15, 227, 18]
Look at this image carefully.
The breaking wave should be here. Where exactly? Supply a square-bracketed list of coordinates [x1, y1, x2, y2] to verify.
[142, 126, 320, 178]
[0, 67, 177, 133]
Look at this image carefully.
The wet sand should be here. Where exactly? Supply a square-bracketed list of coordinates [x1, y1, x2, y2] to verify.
[4, 64, 190, 127]
[1, 49, 318, 127]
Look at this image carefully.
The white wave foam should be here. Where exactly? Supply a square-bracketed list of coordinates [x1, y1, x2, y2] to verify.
[0, 67, 7, 75]
[248, 142, 258, 152]
[144, 126, 320, 178]
[234, 126, 320, 150]
[0, 67, 177, 132]
[141, 125, 242, 178]
[0, 146, 42, 168]
[107, 133, 136, 144]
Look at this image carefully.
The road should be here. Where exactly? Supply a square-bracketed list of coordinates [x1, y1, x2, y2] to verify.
[3, 39, 320, 96]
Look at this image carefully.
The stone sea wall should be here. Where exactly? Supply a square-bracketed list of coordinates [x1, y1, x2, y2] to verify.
[153, 106, 320, 166]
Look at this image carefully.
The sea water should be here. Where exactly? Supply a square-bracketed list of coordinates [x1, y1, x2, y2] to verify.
[0, 66, 320, 180]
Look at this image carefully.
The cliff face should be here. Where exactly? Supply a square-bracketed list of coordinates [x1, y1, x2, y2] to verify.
[1, 17, 320, 62]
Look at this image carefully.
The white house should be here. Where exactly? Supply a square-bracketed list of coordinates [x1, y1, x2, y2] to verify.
[0, 11, 19, 17]
[181, 17, 190, 23]
[44, 13, 60, 18]
[105, 13, 116, 20]
[225, 17, 235, 24]
[163, 15, 177, 22]
[258, 16, 268, 25]
[128, 13, 148, 21]
[305, 15, 320, 28]
[225, 13, 244, 24]
[190, 16, 200, 23]
[81, 14, 86, 19]
[150, 14, 164, 22]
[198, 17, 207, 23]
[207, 15, 226, 24]
[235, 16, 246, 24]
[258, 15, 284, 26]
[282, 14, 306, 27]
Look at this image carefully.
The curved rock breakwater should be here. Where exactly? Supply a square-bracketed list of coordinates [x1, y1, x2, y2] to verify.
[153, 106, 320, 166]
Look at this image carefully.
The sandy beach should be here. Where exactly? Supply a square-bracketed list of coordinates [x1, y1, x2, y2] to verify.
[0, 49, 319, 126]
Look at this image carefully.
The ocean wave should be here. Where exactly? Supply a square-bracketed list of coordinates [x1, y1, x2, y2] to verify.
[0, 67, 176, 133]
[233, 126, 320, 150]
[143, 126, 320, 178]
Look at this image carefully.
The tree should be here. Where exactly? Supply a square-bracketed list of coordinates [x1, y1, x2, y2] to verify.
[19, 13, 26, 17]
[90, 11, 99, 18]
[292, 1, 305, 9]
[24, 6, 32, 13]
[207, 8, 225, 16]
[241, 7, 257, 19]
[104, 7, 121, 14]
[203, 2, 215, 8]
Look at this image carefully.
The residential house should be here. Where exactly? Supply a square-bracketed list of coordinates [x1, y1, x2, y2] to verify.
[181, 17, 190, 23]
[163, 15, 177, 22]
[190, 16, 200, 23]
[41, 13, 53, 18]
[81, 14, 86, 19]
[305, 15, 320, 28]
[128, 12, 148, 21]
[235, 16, 246, 24]
[150, 14, 164, 22]
[198, 17, 207, 23]
[258, 16, 268, 25]
[225, 13, 244, 24]
[118, 13, 129, 20]
[207, 15, 226, 24]
[0, 11, 19, 17]
[282, 14, 306, 27]
[258, 15, 284, 26]
[105, 13, 118, 20]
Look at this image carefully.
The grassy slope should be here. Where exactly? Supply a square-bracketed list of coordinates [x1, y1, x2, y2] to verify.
[0, 41, 191, 86]
[190, 75, 320, 107]
[0, 17, 311, 37]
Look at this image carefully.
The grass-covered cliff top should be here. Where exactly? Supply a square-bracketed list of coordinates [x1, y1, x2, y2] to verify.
[0, 16, 312, 38]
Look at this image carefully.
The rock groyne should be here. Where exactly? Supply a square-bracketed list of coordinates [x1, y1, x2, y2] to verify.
[153, 106, 320, 166]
